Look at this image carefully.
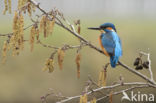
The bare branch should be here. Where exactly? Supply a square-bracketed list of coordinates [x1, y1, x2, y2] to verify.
[118, 61, 156, 84]
[0, 23, 34, 38]
[37, 40, 59, 49]
[0, 33, 12, 37]
[37, 40, 87, 50]
[57, 82, 156, 103]
[140, 51, 154, 81]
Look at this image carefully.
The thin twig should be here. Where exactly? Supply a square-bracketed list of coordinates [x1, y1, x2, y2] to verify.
[88, 75, 101, 88]
[0, 33, 12, 37]
[37, 40, 86, 50]
[37, 40, 59, 49]
[0, 23, 35, 37]
[140, 51, 154, 82]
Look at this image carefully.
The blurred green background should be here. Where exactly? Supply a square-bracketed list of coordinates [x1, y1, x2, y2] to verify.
[0, 0, 156, 103]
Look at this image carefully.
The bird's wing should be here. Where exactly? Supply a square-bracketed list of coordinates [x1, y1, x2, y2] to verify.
[118, 37, 123, 55]
[100, 33, 115, 56]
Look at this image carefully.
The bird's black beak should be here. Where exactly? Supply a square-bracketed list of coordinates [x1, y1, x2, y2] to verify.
[88, 27, 101, 30]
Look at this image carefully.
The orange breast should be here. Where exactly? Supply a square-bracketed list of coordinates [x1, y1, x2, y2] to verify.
[99, 36, 110, 57]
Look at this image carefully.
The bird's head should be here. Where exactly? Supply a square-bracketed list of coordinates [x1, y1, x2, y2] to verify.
[88, 23, 116, 33]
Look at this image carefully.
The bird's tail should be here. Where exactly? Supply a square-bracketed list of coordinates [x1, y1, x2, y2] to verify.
[110, 56, 119, 68]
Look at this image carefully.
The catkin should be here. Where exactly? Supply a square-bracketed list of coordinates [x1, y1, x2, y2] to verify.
[18, 0, 27, 9]
[98, 69, 107, 87]
[80, 95, 83, 103]
[18, 0, 22, 9]
[19, 14, 24, 50]
[9, 36, 15, 56]
[31, 3, 36, 12]
[13, 11, 18, 37]
[98, 71, 102, 86]
[40, 16, 55, 37]
[12, 11, 19, 56]
[36, 28, 40, 40]
[109, 91, 113, 103]
[49, 17, 55, 35]
[8, 0, 11, 14]
[90, 98, 96, 103]
[2, 41, 8, 63]
[3, 0, 8, 15]
[58, 48, 65, 70]
[43, 16, 47, 37]
[75, 53, 81, 78]
[40, 16, 46, 33]
[103, 69, 107, 86]
[42, 59, 54, 73]
[46, 18, 50, 37]
[27, 2, 32, 16]
[17, 0, 35, 16]
[80, 94, 87, 103]
[30, 26, 36, 52]
[11, 11, 24, 56]
[30, 25, 39, 51]
[78, 25, 81, 34]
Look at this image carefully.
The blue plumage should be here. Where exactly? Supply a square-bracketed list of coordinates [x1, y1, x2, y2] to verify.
[100, 23, 122, 68]
[88, 22, 122, 68]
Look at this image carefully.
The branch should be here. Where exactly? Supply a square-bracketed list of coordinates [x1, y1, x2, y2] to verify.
[0, 33, 12, 37]
[29, 0, 156, 85]
[140, 51, 154, 81]
[57, 19, 156, 85]
[118, 61, 155, 84]
[0, 23, 34, 38]
[57, 82, 156, 103]
[37, 40, 87, 50]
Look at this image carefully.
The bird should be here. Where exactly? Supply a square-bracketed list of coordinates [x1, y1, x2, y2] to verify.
[88, 23, 122, 68]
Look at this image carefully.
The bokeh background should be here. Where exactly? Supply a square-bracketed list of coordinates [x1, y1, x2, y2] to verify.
[0, 0, 156, 103]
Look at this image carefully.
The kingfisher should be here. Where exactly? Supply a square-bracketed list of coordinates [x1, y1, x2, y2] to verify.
[88, 23, 122, 68]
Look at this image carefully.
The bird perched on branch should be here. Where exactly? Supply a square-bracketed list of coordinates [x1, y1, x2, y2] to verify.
[88, 23, 122, 68]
